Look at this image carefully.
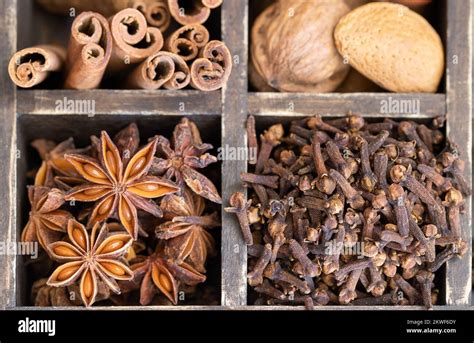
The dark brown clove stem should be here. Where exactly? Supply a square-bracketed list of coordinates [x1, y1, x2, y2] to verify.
[367, 130, 389, 156]
[264, 262, 310, 294]
[256, 124, 284, 174]
[393, 274, 420, 305]
[254, 279, 285, 300]
[360, 138, 377, 192]
[247, 243, 272, 286]
[241, 173, 279, 189]
[387, 183, 410, 237]
[311, 133, 336, 194]
[326, 141, 351, 179]
[329, 169, 365, 210]
[288, 239, 319, 277]
[225, 192, 253, 245]
[415, 270, 435, 309]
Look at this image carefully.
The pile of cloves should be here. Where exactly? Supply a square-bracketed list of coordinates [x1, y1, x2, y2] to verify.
[226, 114, 469, 309]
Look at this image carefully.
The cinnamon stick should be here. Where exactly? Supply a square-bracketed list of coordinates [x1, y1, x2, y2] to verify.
[165, 24, 209, 62]
[107, 8, 164, 73]
[190, 40, 232, 91]
[35, 0, 131, 17]
[167, 0, 211, 25]
[133, 0, 171, 32]
[8, 45, 66, 88]
[64, 12, 112, 89]
[126, 51, 190, 90]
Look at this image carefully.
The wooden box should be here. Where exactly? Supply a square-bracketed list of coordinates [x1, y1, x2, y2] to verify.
[0, 0, 471, 310]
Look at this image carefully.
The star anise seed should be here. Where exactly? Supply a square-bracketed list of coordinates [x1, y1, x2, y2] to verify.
[46, 219, 134, 307]
[151, 118, 222, 204]
[123, 246, 206, 305]
[156, 187, 220, 272]
[64, 131, 180, 239]
[21, 186, 73, 251]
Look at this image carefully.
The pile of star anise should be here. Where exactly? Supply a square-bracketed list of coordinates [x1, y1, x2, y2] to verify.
[24, 118, 221, 307]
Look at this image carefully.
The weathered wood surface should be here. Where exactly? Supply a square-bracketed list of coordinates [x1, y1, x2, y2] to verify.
[17, 90, 221, 115]
[0, 0, 17, 309]
[220, 0, 249, 307]
[444, 0, 472, 306]
[249, 93, 446, 117]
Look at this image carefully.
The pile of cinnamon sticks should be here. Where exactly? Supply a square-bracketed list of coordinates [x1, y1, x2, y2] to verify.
[8, 0, 231, 91]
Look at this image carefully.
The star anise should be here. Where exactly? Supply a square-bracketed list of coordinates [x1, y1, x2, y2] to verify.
[156, 187, 220, 272]
[46, 219, 133, 307]
[151, 118, 222, 204]
[32, 278, 75, 307]
[21, 186, 72, 250]
[64, 131, 180, 239]
[31, 137, 89, 187]
[122, 245, 206, 305]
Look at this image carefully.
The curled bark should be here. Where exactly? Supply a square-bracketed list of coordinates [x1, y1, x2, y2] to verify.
[127, 51, 190, 89]
[165, 24, 209, 62]
[133, 0, 171, 32]
[64, 12, 112, 89]
[108, 8, 164, 73]
[8, 45, 66, 88]
[190, 40, 232, 91]
[167, 0, 211, 25]
[35, 0, 131, 17]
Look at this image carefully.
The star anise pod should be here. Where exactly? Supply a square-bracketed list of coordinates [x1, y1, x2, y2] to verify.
[64, 131, 180, 239]
[156, 187, 220, 272]
[46, 219, 133, 307]
[123, 246, 206, 305]
[152, 118, 222, 204]
[112, 122, 140, 165]
[31, 278, 75, 307]
[31, 137, 89, 187]
[21, 186, 72, 250]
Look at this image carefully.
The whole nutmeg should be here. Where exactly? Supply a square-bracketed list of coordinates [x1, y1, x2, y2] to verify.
[251, 0, 351, 92]
[334, 2, 444, 93]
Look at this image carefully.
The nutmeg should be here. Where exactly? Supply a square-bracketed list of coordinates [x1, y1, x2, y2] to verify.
[334, 2, 444, 93]
[250, 0, 351, 92]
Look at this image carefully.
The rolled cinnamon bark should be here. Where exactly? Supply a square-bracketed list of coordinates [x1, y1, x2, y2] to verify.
[167, 0, 211, 25]
[165, 24, 209, 62]
[64, 12, 112, 89]
[8, 45, 66, 88]
[35, 0, 131, 17]
[107, 8, 164, 73]
[190, 40, 232, 91]
[126, 51, 190, 89]
[133, 0, 171, 32]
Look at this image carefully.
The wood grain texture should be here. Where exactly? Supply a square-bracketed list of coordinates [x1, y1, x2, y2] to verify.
[249, 92, 446, 117]
[221, 0, 249, 306]
[0, 0, 17, 309]
[17, 90, 221, 115]
[1, 0, 472, 310]
[444, 0, 472, 306]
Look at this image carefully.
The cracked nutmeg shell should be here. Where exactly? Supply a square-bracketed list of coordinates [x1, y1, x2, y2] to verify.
[250, 0, 351, 92]
[334, 2, 444, 93]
